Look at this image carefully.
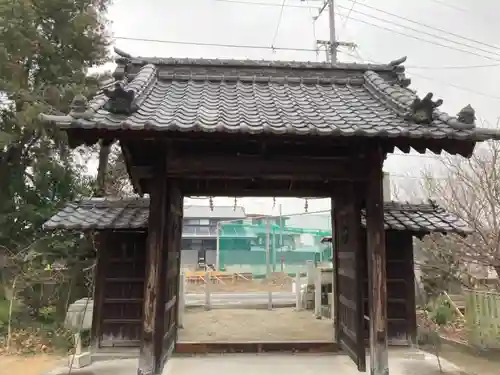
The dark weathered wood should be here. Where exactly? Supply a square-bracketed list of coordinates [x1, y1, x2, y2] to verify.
[173, 192, 184, 342]
[131, 155, 368, 180]
[365, 146, 389, 375]
[405, 234, 418, 345]
[67, 127, 476, 159]
[361, 231, 417, 345]
[333, 183, 366, 372]
[175, 341, 339, 354]
[138, 154, 169, 375]
[98, 232, 146, 348]
[90, 231, 107, 351]
[121, 143, 143, 195]
[178, 179, 337, 197]
[160, 182, 182, 368]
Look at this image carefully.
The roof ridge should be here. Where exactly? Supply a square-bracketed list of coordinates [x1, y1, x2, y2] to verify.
[113, 48, 405, 73]
[157, 72, 365, 85]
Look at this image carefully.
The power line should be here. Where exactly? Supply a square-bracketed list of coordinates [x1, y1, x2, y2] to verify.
[216, 0, 315, 9]
[408, 72, 500, 101]
[114, 36, 317, 53]
[426, 0, 493, 23]
[338, 13, 500, 62]
[304, 0, 319, 60]
[271, 0, 287, 48]
[218, 0, 500, 57]
[339, 0, 357, 31]
[345, 49, 500, 101]
[334, 10, 500, 62]
[427, 0, 468, 13]
[400, 62, 500, 71]
[216, 0, 500, 69]
[339, 0, 500, 54]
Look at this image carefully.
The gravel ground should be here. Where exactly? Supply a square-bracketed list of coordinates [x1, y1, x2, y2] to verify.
[178, 308, 334, 342]
[424, 344, 500, 375]
[0, 354, 62, 375]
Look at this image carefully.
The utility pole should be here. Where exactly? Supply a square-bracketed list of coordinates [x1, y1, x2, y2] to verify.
[328, 0, 337, 62]
[312, 0, 356, 63]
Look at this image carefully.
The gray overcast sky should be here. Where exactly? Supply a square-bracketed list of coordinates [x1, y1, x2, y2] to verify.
[93, 0, 500, 215]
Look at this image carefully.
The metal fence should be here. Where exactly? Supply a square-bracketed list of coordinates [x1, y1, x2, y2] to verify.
[466, 289, 500, 349]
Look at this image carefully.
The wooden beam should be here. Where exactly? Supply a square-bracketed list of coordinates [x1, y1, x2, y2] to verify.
[138, 154, 169, 375]
[66, 127, 477, 158]
[365, 145, 389, 375]
[130, 155, 368, 181]
[177, 179, 336, 197]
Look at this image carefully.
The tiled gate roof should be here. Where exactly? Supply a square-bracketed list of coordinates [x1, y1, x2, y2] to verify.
[39, 53, 500, 144]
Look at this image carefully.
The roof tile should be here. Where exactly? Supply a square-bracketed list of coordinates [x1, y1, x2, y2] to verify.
[39, 57, 500, 142]
[43, 198, 471, 236]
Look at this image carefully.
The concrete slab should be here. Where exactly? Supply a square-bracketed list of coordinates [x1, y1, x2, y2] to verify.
[42, 349, 469, 375]
[164, 350, 468, 375]
[43, 358, 138, 375]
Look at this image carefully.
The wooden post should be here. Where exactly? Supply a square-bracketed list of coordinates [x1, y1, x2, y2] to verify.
[306, 260, 314, 285]
[74, 333, 82, 355]
[138, 159, 169, 375]
[266, 218, 273, 310]
[90, 231, 107, 352]
[365, 146, 389, 375]
[205, 269, 211, 310]
[314, 267, 322, 319]
[295, 272, 302, 311]
[330, 277, 335, 321]
[178, 273, 185, 328]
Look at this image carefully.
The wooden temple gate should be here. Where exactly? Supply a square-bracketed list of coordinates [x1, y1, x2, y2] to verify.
[40, 50, 499, 375]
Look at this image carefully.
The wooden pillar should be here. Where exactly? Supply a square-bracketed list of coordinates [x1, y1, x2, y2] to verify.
[365, 146, 389, 375]
[90, 231, 108, 352]
[138, 157, 169, 375]
[174, 192, 184, 340]
[162, 182, 182, 364]
[406, 237, 417, 345]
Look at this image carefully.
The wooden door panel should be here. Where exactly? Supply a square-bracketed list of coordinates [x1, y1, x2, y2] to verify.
[100, 232, 146, 347]
[334, 186, 366, 372]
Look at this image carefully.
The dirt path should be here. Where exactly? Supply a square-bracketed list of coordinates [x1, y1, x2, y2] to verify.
[179, 307, 333, 342]
[420, 343, 500, 375]
[0, 354, 62, 375]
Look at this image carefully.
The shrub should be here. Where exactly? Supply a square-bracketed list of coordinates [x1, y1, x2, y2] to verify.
[429, 297, 455, 326]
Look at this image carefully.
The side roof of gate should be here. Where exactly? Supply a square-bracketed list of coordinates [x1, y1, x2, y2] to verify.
[42, 197, 471, 236]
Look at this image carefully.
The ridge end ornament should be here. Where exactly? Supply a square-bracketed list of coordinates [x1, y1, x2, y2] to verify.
[69, 94, 94, 120]
[457, 104, 476, 126]
[405, 92, 443, 124]
[103, 82, 137, 115]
